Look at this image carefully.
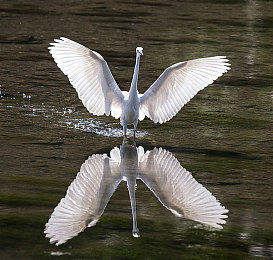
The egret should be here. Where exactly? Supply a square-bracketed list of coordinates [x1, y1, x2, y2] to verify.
[49, 38, 230, 138]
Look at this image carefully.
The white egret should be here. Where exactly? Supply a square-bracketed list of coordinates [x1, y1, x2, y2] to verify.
[49, 37, 230, 138]
[45, 140, 228, 245]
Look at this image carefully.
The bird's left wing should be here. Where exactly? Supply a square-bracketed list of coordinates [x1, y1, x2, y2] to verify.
[49, 37, 124, 119]
[139, 56, 230, 123]
[139, 148, 228, 229]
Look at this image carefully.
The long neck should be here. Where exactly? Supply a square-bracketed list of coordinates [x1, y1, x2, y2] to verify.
[129, 52, 141, 98]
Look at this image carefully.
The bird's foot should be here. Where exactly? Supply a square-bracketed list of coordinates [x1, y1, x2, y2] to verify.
[123, 135, 130, 143]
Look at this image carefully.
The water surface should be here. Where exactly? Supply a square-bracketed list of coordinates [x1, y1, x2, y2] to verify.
[0, 0, 272, 259]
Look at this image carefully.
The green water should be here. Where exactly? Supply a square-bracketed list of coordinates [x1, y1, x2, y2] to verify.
[0, 0, 272, 259]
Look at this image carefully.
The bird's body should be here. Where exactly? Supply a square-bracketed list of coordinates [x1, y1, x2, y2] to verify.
[49, 38, 230, 138]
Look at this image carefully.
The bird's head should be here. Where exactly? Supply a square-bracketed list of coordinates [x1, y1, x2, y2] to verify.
[136, 47, 143, 56]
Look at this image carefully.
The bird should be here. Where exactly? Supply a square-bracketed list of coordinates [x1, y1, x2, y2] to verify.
[49, 37, 230, 138]
[45, 139, 228, 245]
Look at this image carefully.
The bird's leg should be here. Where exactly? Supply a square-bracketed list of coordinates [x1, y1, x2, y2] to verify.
[133, 130, 136, 141]
[122, 123, 127, 139]
[123, 135, 127, 143]
[133, 121, 138, 141]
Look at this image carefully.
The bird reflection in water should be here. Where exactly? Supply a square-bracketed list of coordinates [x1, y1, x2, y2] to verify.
[45, 140, 228, 245]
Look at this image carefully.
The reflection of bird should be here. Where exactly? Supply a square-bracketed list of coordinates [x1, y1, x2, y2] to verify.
[49, 38, 230, 138]
[45, 141, 228, 245]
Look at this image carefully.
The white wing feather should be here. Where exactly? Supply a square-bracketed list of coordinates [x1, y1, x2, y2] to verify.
[49, 37, 124, 119]
[44, 153, 122, 246]
[139, 148, 228, 229]
[139, 56, 230, 123]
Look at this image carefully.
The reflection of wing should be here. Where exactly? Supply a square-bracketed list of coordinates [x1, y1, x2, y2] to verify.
[139, 148, 228, 229]
[45, 151, 121, 246]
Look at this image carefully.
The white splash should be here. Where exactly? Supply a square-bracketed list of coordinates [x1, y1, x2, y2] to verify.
[23, 103, 148, 138]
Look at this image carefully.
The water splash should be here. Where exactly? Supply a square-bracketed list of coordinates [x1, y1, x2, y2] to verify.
[63, 117, 147, 138]
[21, 103, 148, 138]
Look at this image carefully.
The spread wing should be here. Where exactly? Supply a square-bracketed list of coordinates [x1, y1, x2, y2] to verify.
[49, 37, 124, 119]
[139, 56, 230, 123]
[44, 152, 122, 246]
[139, 148, 228, 229]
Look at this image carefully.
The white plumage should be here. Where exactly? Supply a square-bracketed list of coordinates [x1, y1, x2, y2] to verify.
[139, 147, 228, 228]
[45, 141, 228, 245]
[49, 37, 230, 137]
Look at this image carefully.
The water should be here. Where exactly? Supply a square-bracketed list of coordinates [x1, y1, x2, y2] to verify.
[0, 0, 272, 259]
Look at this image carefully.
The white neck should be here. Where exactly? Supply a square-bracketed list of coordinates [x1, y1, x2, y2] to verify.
[129, 52, 141, 98]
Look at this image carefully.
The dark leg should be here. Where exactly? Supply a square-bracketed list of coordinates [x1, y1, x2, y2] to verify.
[133, 120, 138, 141]
[122, 123, 127, 138]
[133, 129, 136, 141]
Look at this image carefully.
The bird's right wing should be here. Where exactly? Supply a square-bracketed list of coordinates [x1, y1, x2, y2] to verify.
[139, 148, 228, 229]
[49, 37, 124, 119]
[139, 56, 230, 123]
